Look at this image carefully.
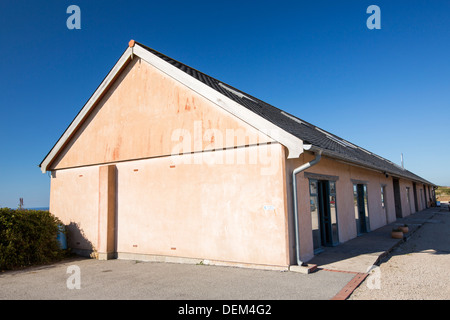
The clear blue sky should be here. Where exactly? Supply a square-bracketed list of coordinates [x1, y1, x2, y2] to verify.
[0, 0, 449, 208]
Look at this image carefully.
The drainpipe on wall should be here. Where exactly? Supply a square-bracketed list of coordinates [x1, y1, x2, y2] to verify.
[292, 145, 322, 267]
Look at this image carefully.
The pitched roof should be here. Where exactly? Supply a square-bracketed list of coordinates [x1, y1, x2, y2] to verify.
[40, 41, 434, 186]
[137, 42, 434, 186]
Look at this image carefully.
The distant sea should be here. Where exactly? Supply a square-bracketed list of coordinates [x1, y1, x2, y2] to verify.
[25, 207, 50, 211]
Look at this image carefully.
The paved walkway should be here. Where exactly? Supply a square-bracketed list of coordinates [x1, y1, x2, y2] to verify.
[309, 207, 441, 274]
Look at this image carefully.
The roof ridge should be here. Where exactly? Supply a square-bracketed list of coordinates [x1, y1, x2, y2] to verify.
[135, 42, 434, 185]
[40, 40, 432, 185]
[135, 42, 301, 115]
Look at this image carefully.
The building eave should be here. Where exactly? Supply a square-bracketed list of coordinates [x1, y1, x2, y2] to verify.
[39, 41, 305, 173]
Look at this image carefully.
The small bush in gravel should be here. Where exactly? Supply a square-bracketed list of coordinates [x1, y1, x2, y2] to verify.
[0, 208, 67, 270]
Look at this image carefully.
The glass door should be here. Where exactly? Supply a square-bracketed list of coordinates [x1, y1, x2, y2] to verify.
[381, 185, 388, 223]
[310, 179, 339, 253]
[328, 181, 339, 245]
[309, 180, 322, 253]
[354, 184, 370, 235]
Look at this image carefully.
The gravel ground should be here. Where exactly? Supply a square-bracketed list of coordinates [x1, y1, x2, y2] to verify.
[349, 210, 450, 300]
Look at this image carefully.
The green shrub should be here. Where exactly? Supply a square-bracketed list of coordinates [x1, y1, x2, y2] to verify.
[0, 208, 66, 271]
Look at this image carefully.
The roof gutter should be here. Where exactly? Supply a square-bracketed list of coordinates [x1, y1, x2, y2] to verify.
[292, 144, 322, 266]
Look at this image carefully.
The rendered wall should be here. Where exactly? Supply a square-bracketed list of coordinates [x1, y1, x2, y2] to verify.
[115, 144, 288, 267]
[50, 58, 272, 170]
[50, 143, 289, 267]
[48, 57, 290, 267]
[397, 179, 429, 217]
[49, 166, 100, 255]
[285, 152, 396, 263]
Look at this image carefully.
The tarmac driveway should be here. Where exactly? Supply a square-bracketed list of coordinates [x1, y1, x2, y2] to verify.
[2, 207, 445, 302]
[0, 257, 355, 300]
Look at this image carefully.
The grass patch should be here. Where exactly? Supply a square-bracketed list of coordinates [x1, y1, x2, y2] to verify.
[436, 186, 450, 201]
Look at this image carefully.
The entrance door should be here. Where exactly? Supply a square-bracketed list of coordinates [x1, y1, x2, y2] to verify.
[412, 183, 418, 213]
[310, 180, 339, 253]
[381, 185, 389, 224]
[423, 184, 428, 208]
[354, 184, 370, 235]
[393, 178, 402, 218]
[420, 188, 425, 210]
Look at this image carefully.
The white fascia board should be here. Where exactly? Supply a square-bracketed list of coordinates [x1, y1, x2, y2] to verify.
[133, 44, 304, 159]
[40, 47, 134, 173]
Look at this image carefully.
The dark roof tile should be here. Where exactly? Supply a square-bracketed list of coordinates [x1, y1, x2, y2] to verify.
[137, 42, 434, 185]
